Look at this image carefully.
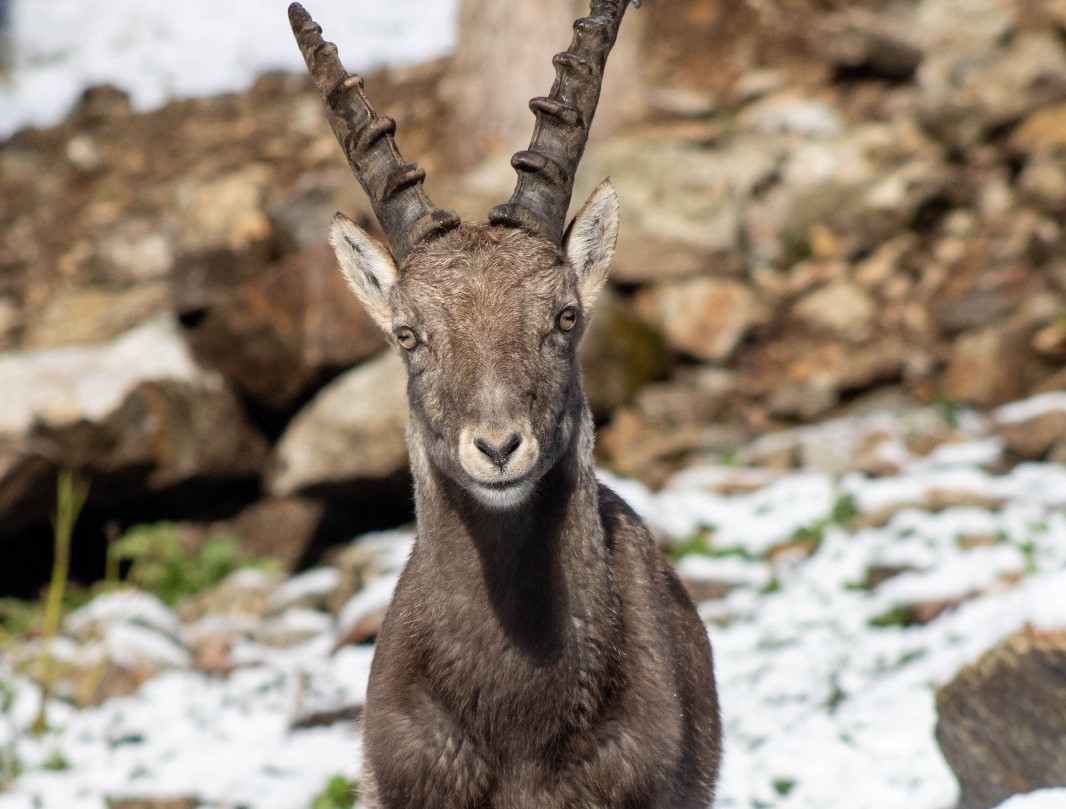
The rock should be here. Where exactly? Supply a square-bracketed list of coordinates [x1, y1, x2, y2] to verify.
[635, 278, 763, 362]
[792, 280, 876, 339]
[739, 94, 844, 138]
[995, 393, 1066, 459]
[21, 283, 168, 349]
[270, 350, 408, 497]
[935, 628, 1066, 809]
[575, 134, 779, 282]
[580, 289, 669, 420]
[917, 33, 1066, 151]
[945, 327, 1031, 407]
[1018, 151, 1066, 215]
[170, 164, 275, 257]
[106, 799, 199, 809]
[822, 16, 923, 82]
[0, 318, 268, 538]
[215, 496, 328, 570]
[766, 342, 910, 421]
[177, 568, 280, 623]
[174, 242, 385, 411]
[1011, 103, 1066, 153]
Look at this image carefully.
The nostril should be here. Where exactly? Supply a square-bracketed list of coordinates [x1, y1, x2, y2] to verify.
[500, 432, 521, 460]
[474, 433, 523, 469]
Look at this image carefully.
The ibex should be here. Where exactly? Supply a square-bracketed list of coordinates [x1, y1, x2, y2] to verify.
[288, 1, 721, 805]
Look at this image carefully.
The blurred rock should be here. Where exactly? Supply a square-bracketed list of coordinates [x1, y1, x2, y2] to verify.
[175, 241, 385, 411]
[271, 351, 408, 497]
[0, 318, 267, 538]
[22, 284, 168, 349]
[577, 135, 776, 282]
[635, 278, 763, 362]
[1010, 103, 1066, 154]
[936, 628, 1066, 809]
[580, 289, 669, 420]
[177, 568, 280, 623]
[995, 399, 1066, 460]
[215, 496, 328, 570]
[917, 33, 1066, 151]
[946, 327, 1031, 407]
[792, 280, 875, 339]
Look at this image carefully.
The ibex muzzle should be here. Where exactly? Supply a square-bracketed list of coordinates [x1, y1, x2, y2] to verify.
[290, 1, 721, 805]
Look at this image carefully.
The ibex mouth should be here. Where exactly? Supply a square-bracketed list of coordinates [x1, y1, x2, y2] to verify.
[468, 474, 536, 509]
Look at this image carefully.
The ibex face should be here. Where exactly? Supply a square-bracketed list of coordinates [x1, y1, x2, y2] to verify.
[329, 182, 619, 508]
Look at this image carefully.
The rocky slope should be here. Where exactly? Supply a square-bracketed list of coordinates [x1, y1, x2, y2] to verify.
[1, 0, 1064, 591]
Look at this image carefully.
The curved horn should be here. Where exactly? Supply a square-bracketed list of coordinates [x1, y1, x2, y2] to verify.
[289, 3, 460, 263]
[488, 0, 637, 245]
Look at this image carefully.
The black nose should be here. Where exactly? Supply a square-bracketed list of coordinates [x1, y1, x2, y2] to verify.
[474, 433, 522, 469]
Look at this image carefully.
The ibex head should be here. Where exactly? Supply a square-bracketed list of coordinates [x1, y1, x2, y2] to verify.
[289, 1, 631, 508]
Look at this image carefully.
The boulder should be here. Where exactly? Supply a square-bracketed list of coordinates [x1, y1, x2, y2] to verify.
[174, 242, 385, 412]
[945, 327, 1032, 407]
[270, 350, 408, 497]
[580, 289, 670, 420]
[995, 394, 1066, 460]
[792, 280, 876, 340]
[576, 134, 779, 282]
[935, 628, 1066, 809]
[917, 32, 1066, 151]
[0, 317, 267, 538]
[635, 277, 764, 362]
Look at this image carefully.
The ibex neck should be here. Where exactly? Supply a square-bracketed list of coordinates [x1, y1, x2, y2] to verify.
[410, 415, 608, 659]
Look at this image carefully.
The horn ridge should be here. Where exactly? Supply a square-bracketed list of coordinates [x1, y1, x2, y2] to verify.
[488, 0, 636, 244]
[288, 2, 460, 262]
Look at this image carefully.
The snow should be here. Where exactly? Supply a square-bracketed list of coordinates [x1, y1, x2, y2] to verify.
[995, 390, 1066, 423]
[0, 0, 460, 139]
[2, 403, 1065, 809]
[0, 317, 202, 434]
[266, 567, 341, 614]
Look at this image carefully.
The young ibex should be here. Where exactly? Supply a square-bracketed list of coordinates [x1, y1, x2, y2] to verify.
[288, 1, 721, 805]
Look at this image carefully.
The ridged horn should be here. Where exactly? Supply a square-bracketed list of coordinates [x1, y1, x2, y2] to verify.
[288, 3, 460, 263]
[488, 0, 637, 245]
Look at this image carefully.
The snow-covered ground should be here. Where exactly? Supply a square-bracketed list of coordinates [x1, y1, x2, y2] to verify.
[1, 398, 1065, 809]
[0, 0, 459, 138]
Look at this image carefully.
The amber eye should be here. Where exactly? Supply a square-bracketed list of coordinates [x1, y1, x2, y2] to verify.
[396, 327, 418, 351]
[557, 307, 578, 332]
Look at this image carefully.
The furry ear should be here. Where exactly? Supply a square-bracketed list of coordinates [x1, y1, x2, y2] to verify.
[563, 179, 619, 311]
[328, 213, 398, 333]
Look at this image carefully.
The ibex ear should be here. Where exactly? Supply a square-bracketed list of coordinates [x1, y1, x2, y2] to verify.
[564, 179, 619, 311]
[329, 213, 398, 333]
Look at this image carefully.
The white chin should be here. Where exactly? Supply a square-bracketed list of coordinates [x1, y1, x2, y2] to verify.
[469, 478, 536, 509]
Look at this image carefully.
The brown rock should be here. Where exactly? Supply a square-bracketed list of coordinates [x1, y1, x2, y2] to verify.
[0, 319, 268, 538]
[580, 289, 670, 421]
[223, 496, 328, 570]
[945, 328, 1030, 407]
[636, 278, 763, 362]
[1011, 103, 1066, 153]
[935, 628, 1066, 809]
[792, 280, 876, 339]
[997, 410, 1066, 460]
[176, 243, 385, 411]
[107, 799, 199, 809]
[270, 351, 409, 497]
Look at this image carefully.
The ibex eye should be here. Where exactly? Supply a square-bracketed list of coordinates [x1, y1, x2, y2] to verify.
[557, 307, 578, 332]
[396, 327, 418, 350]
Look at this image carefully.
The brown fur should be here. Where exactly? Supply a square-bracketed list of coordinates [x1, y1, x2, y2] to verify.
[337, 215, 722, 808]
